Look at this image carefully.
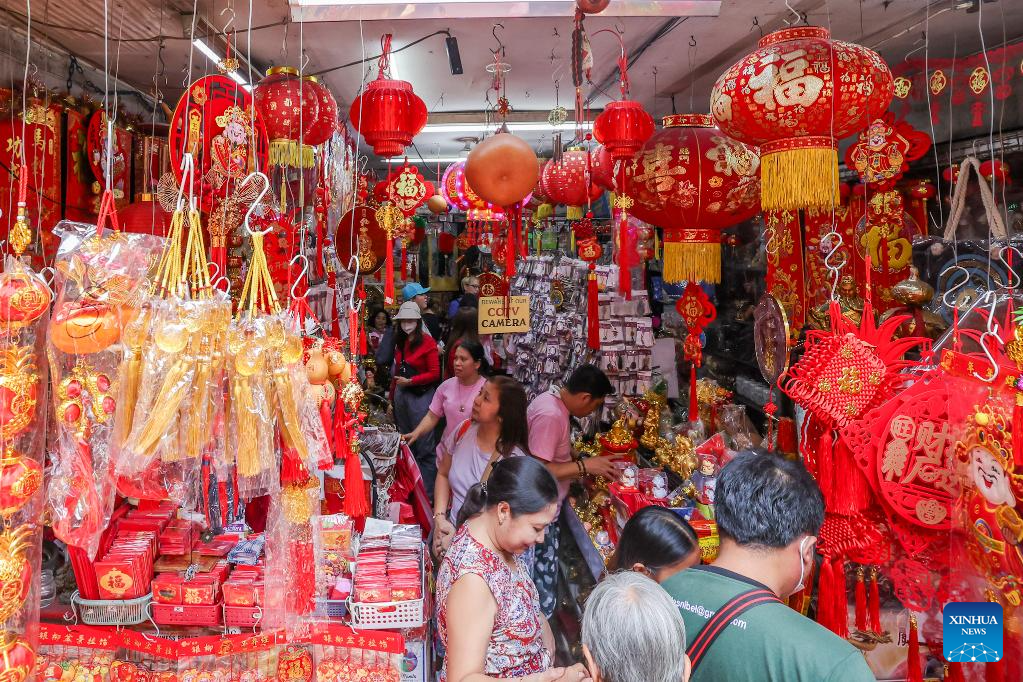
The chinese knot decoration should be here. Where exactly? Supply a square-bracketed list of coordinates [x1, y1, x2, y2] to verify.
[349, 34, 427, 158]
[711, 27, 894, 211]
[675, 282, 716, 420]
[624, 114, 760, 284]
[574, 214, 602, 351]
[373, 163, 433, 217]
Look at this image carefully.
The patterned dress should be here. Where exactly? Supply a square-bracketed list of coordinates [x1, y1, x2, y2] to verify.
[437, 526, 550, 680]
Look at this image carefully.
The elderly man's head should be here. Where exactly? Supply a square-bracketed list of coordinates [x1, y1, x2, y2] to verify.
[581, 572, 691, 682]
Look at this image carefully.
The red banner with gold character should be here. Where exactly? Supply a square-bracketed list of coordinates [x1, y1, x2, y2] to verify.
[765, 209, 806, 336]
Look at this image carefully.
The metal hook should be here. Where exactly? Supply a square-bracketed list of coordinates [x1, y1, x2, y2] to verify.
[905, 32, 927, 62]
[219, 6, 236, 33]
[783, 0, 802, 26]
[982, 289, 1000, 334]
[614, 20, 626, 35]
[242, 172, 272, 235]
[491, 23, 506, 57]
[820, 229, 847, 300]
[301, 50, 311, 73]
[940, 263, 972, 310]
[34, 267, 56, 297]
[973, 329, 1001, 383]
[750, 16, 764, 38]
[689, 35, 697, 48]
[998, 245, 1022, 289]
[290, 253, 310, 299]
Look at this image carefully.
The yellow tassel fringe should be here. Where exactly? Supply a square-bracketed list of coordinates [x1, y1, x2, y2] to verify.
[269, 140, 316, 169]
[566, 205, 583, 221]
[761, 147, 840, 211]
[663, 241, 721, 284]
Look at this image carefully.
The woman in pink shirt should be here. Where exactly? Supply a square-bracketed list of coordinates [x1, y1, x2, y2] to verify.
[403, 341, 488, 446]
[432, 375, 531, 557]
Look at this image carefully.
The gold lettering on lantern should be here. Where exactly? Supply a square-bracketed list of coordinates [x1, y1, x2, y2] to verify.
[632, 143, 686, 195]
[929, 70, 947, 95]
[749, 49, 825, 111]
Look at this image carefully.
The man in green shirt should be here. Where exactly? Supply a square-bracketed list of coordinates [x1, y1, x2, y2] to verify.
[662, 451, 876, 681]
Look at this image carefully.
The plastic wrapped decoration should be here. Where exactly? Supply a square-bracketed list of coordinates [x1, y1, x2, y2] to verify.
[112, 157, 231, 515]
[46, 193, 164, 559]
[0, 174, 51, 682]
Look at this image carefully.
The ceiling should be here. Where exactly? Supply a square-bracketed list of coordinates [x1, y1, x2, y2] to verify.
[3, 0, 1023, 174]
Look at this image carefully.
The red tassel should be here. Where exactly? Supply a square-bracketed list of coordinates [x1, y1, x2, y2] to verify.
[868, 567, 882, 634]
[217, 481, 229, 527]
[945, 663, 966, 682]
[833, 558, 849, 639]
[586, 264, 600, 351]
[689, 364, 699, 424]
[816, 429, 834, 505]
[816, 555, 835, 631]
[907, 614, 922, 682]
[319, 399, 335, 470]
[384, 236, 395, 304]
[348, 308, 359, 357]
[1014, 395, 1023, 467]
[832, 439, 871, 515]
[201, 458, 212, 526]
[400, 242, 408, 280]
[359, 322, 367, 356]
[854, 567, 868, 631]
[618, 210, 632, 300]
[987, 658, 1005, 682]
[343, 445, 368, 521]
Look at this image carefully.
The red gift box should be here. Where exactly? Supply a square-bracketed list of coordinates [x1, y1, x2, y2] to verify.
[223, 579, 263, 607]
[151, 574, 183, 604]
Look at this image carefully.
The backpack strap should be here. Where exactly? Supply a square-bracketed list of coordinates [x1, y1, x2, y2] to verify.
[685, 587, 781, 672]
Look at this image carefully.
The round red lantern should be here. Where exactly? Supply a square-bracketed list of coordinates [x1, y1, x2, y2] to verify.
[942, 165, 960, 184]
[590, 145, 615, 191]
[118, 194, 173, 235]
[0, 267, 51, 328]
[254, 66, 320, 168]
[541, 149, 603, 220]
[711, 27, 894, 211]
[348, 35, 427, 158]
[594, 100, 654, 163]
[577, 0, 610, 13]
[624, 114, 761, 284]
[979, 159, 1011, 184]
[907, 179, 936, 200]
[300, 75, 339, 147]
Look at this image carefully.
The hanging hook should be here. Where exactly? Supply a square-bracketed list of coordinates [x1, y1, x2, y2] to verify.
[750, 16, 764, 38]
[290, 253, 310, 299]
[905, 32, 927, 62]
[491, 23, 506, 57]
[973, 329, 1001, 383]
[689, 35, 697, 48]
[175, 153, 195, 212]
[220, 6, 236, 34]
[783, 0, 802, 26]
[301, 49, 311, 73]
[982, 289, 1000, 334]
[241, 172, 272, 235]
[820, 229, 847, 300]
[998, 245, 1022, 290]
[940, 263, 972, 310]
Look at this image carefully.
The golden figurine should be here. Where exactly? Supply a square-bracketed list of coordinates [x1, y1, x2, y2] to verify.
[640, 392, 666, 450]
[807, 275, 865, 330]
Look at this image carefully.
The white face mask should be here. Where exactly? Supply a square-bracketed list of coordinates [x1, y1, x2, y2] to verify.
[400, 321, 418, 334]
[793, 536, 812, 593]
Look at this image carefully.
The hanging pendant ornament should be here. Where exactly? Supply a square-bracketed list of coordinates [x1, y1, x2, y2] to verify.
[625, 114, 760, 284]
[575, 213, 602, 351]
[844, 113, 931, 188]
[577, 0, 610, 13]
[711, 27, 893, 211]
[335, 206, 387, 277]
[349, 34, 428, 157]
[676, 283, 716, 422]
[376, 204, 406, 304]
[614, 194, 635, 299]
[373, 163, 433, 216]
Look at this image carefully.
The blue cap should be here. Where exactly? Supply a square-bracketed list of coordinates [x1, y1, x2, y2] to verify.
[403, 282, 431, 299]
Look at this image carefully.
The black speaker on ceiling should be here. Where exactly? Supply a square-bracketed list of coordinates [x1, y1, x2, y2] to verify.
[446, 36, 463, 75]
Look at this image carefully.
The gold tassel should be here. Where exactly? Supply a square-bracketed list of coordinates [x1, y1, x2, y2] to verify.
[761, 146, 840, 211]
[268, 140, 316, 169]
[566, 206, 583, 221]
[662, 241, 722, 284]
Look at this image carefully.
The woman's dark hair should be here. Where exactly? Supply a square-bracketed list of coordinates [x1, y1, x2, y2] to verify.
[454, 339, 490, 375]
[456, 456, 557, 528]
[447, 306, 480, 348]
[394, 318, 424, 351]
[489, 375, 529, 459]
[371, 308, 391, 327]
[608, 506, 699, 575]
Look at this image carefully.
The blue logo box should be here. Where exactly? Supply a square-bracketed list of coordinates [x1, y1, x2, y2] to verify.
[942, 602, 1003, 663]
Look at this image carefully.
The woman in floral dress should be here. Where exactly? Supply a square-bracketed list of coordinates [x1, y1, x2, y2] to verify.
[436, 457, 588, 682]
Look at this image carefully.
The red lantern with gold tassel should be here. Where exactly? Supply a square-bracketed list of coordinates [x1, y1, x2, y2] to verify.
[624, 114, 761, 284]
[541, 149, 602, 220]
[349, 34, 428, 158]
[711, 27, 894, 211]
[255, 66, 319, 168]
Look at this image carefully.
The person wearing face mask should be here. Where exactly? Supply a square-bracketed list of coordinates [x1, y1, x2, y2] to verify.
[437, 456, 589, 682]
[660, 451, 874, 682]
[390, 301, 441, 493]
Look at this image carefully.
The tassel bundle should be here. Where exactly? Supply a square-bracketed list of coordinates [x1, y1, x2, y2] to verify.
[760, 143, 840, 211]
[832, 558, 849, 639]
[816, 428, 835, 503]
[906, 614, 922, 682]
[384, 234, 395, 304]
[586, 264, 600, 351]
[868, 567, 882, 634]
[854, 567, 868, 631]
[618, 208, 632, 300]
[662, 238, 722, 284]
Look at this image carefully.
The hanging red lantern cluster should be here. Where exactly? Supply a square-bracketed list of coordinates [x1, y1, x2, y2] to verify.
[980, 159, 1011, 184]
[711, 27, 894, 211]
[349, 34, 428, 158]
[300, 75, 339, 147]
[541, 149, 602, 220]
[592, 29, 654, 163]
[254, 66, 322, 169]
[624, 114, 761, 284]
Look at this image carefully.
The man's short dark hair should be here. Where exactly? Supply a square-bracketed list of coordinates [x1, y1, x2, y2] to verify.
[564, 364, 615, 398]
[715, 450, 824, 548]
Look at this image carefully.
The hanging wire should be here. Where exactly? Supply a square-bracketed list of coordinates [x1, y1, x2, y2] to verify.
[14, 0, 31, 260]
[822, 0, 843, 300]
[687, 35, 697, 113]
[922, 6, 945, 233]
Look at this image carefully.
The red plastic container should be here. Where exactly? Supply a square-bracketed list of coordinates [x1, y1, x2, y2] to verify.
[151, 602, 222, 627]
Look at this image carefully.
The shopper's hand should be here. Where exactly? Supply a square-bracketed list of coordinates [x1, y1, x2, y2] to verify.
[394, 376, 412, 387]
[583, 455, 621, 480]
[402, 430, 420, 445]
[554, 664, 593, 681]
[432, 518, 455, 556]
[524, 668, 589, 682]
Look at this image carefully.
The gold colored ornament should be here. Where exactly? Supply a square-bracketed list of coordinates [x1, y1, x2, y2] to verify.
[375, 204, 406, 240]
[0, 524, 34, 623]
[0, 346, 38, 442]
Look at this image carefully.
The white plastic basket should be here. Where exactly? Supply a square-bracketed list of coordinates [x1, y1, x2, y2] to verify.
[72, 592, 152, 626]
[348, 551, 425, 630]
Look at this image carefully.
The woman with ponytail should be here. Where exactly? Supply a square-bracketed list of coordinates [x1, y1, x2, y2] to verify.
[436, 457, 585, 682]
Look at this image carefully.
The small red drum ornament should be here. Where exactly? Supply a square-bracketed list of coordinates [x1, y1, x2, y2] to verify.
[0, 270, 50, 329]
[0, 633, 34, 682]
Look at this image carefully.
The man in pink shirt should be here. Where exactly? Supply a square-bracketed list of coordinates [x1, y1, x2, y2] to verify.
[526, 364, 619, 617]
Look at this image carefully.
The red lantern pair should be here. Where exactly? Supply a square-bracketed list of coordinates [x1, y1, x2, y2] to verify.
[255, 67, 337, 169]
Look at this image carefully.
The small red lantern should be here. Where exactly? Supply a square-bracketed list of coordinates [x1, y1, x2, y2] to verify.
[624, 114, 761, 284]
[0, 633, 34, 682]
[541, 149, 603, 220]
[942, 165, 960, 184]
[118, 194, 173, 235]
[907, 179, 936, 200]
[711, 27, 894, 211]
[349, 34, 427, 158]
[979, 159, 1011, 184]
[254, 66, 320, 169]
[594, 100, 655, 163]
[300, 75, 339, 147]
[0, 453, 42, 517]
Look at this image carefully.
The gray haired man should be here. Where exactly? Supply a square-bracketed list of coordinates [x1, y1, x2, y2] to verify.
[581, 572, 691, 682]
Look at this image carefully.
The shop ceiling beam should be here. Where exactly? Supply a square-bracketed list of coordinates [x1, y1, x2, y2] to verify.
[288, 1, 720, 22]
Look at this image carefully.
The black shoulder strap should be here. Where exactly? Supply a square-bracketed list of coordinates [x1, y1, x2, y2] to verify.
[685, 587, 781, 672]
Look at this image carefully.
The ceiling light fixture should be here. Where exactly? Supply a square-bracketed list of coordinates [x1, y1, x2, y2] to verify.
[193, 38, 252, 92]
[291, 0, 720, 22]
[421, 121, 593, 134]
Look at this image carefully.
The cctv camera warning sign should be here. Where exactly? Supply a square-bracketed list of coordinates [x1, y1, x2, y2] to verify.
[478, 296, 530, 334]
[943, 602, 1003, 663]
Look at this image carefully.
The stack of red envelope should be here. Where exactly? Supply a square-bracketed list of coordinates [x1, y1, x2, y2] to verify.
[94, 530, 158, 600]
[353, 525, 422, 604]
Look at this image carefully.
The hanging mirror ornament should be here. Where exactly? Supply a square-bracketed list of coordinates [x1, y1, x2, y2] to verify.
[754, 293, 790, 386]
[335, 206, 387, 277]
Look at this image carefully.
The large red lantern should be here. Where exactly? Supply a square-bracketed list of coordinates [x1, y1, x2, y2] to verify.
[711, 27, 893, 211]
[594, 100, 654, 163]
[254, 66, 320, 169]
[349, 35, 427, 158]
[624, 114, 761, 284]
[300, 75, 339, 147]
[541, 149, 602, 220]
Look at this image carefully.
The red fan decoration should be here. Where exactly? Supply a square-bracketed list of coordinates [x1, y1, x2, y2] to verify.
[711, 27, 894, 211]
[349, 34, 427, 158]
[624, 114, 760, 284]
